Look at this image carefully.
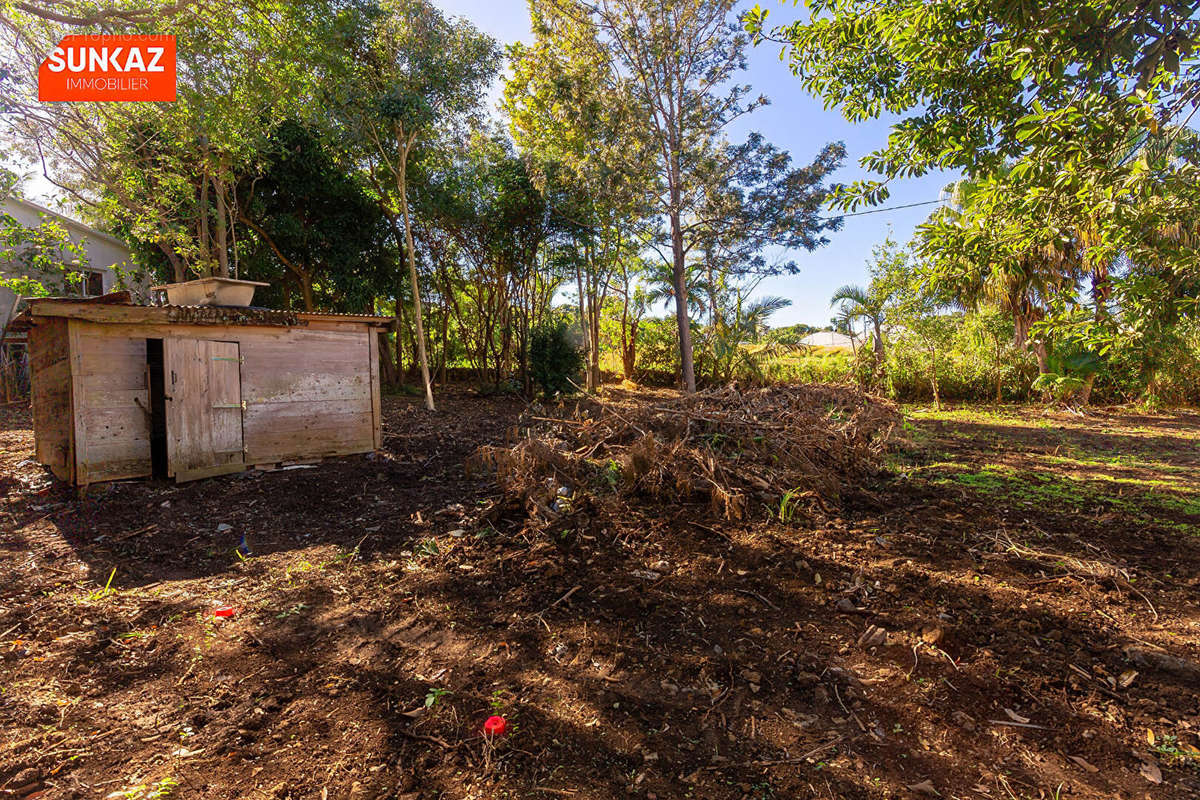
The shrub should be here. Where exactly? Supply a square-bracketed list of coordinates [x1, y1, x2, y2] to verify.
[530, 320, 584, 398]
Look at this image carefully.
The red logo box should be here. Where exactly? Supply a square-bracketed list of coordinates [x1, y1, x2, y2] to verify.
[39, 35, 176, 102]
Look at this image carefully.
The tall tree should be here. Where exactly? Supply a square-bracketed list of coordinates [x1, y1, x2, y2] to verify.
[2, 1, 339, 280]
[505, 5, 655, 391]
[348, 0, 500, 411]
[236, 121, 394, 312]
[751, 1, 1200, 361]
[529, 0, 768, 392]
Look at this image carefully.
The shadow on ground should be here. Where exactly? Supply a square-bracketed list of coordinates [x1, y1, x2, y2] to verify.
[1, 396, 1199, 799]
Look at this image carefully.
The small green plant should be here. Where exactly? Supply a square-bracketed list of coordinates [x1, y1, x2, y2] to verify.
[415, 539, 440, 558]
[86, 567, 118, 602]
[275, 603, 308, 619]
[601, 459, 622, 490]
[1152, 733, 1200, 767]
[425, 687, 452, 708]
[488, 689, 508, 713]
[778, 487, 804, 523]
[146, 778, 180, 799]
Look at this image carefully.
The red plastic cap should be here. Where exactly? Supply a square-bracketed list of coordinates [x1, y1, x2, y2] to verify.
[483, 715, 508, 737]
[213, 606, 236, 618]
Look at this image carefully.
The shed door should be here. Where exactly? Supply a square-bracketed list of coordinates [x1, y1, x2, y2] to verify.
[164, 339, 245, 481]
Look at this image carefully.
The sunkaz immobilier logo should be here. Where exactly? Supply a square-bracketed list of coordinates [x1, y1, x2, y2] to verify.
[39, 35, 176, 102]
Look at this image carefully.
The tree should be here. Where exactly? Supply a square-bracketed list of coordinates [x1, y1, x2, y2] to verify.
[751, 1, 1200, 365]
[348, 0, 500, 411]
[919, 177, 1083, 377]
[236, 121, 394, 312]
[505, 3, 655, 391]
[2, 1, 346, 281]
[529, 0, 774, 393]
[830, 284, 886, 361]
[1, 1, 205, 30]
[0, 203, 88, 300]
[877, 242, 956, 409]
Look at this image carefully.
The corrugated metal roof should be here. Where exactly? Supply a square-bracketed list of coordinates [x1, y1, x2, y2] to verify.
[17, 295, 395, 328]
[160, 304, 394, 322]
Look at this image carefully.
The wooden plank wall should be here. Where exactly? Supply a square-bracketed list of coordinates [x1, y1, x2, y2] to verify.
[71, 323, 151, 483]
[165, 339, 245, 479]
[28, 317, 74, 481]
[240, 328, 374, 464]
[64, 320, 378, 484]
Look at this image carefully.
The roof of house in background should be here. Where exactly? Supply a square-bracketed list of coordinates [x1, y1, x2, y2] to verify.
[1, 195, 131, 251]
[798, 331, 859, 350]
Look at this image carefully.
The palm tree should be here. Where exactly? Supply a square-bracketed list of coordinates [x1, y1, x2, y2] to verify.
[830, 283, 888, 361]
[932, 175, 1083, 375]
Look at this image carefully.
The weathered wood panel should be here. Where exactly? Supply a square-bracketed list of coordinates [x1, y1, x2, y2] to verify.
[28, 317, 73, 480]
[165, 338, 245, 480]
[240, 328, 374, 463]
[369, 329, 382, 450]
[71, 322, 151, 484]
[207, 341, 244, 460]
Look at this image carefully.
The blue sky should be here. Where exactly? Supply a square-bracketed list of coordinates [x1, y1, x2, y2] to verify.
[434, 0, 956, 328]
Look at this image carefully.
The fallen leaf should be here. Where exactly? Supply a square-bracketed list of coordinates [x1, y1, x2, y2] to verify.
[1004, 708, 1031, 724]
[858, 624, 887, 647]
[1067, 754, 1099, 773]
[1146, 728, 1156, 746]
[906, 778, 939, 796]
[1118, 669, 1138, 689]
[1139, 760, 1162, 784]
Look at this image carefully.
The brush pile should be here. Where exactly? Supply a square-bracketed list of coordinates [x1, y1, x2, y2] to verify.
[472, 384, 900, 527]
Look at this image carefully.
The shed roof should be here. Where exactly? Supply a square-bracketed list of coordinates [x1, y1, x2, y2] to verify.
[12, 294, 395, 332]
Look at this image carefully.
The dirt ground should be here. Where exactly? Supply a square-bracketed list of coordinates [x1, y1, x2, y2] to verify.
[2, 389, 1199, 800]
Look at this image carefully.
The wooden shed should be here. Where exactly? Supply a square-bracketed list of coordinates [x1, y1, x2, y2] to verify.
[18, 295, 393, 485]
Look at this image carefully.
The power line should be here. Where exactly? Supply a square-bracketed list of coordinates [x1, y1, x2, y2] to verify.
[825, 195, 945, 217]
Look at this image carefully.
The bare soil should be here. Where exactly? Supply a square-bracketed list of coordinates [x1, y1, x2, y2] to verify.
[2, 390, 1199, 800]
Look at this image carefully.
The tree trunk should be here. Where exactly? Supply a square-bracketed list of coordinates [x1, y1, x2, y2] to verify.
[213, 175, 229, 278]
[589, 300, 601, 390]
[1033, 341, 1050, 375]
[158, 241, 185, 282]
[198, 169, 211, 274]
[299, 275, 315, 312]
[669, 208, 696, 393]
[397, 131, 435, 411]
[379, 331, 398, 386]
[394, 279, 406, 383]
[1077, 372, 1096, 406]
[928, 344, 941, 411]
[619, 288, 637, 380]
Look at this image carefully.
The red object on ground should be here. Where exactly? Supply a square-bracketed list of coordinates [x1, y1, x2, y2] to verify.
[483, 716, 508, 737]
[213, 606, 236, 618]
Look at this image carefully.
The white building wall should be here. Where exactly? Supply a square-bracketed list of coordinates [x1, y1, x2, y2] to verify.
[0, 196, 135, 331]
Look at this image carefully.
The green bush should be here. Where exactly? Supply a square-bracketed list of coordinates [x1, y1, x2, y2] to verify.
[633, 316, 682, 384]
[530, 320, 584, 398]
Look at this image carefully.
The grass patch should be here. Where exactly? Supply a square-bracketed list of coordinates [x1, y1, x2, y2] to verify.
[928, 464, 1200, 529]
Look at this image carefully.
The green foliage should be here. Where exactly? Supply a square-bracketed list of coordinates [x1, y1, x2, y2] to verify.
[530, 320, 584, 398]
[0, 211, 89, 298]
[238, 120, 395, 311]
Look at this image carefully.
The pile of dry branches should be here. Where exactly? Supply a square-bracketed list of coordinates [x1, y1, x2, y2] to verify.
[472, 385, 900, 526]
